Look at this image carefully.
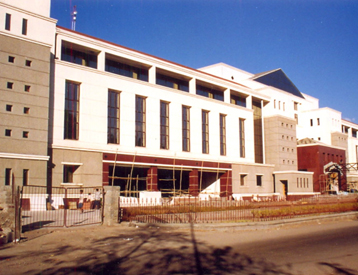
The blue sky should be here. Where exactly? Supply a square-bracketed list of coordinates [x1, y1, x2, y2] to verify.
[51, 0, 358, 122]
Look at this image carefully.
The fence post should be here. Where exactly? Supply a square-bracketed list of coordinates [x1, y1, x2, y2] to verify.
[64, 188, 67, 227]
[103, 186, 120, 226]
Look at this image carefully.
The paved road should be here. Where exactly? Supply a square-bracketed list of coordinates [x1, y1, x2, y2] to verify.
[196, 219, 358, 275]
[1, 217, 357, 274]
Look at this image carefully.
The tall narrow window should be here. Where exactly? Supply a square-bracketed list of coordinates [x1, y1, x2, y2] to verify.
[64, 81, 80, 140]
[239, 118, 245, 158]
[220, 114, 226, 156]
[5, 13, 11, 31]
[240, 174, 246, 186]
[256, 175, 262, 187]
[310, 119, 313, 126]
[107, 90, 120, 144]
[182, 105, 190, 152]
[22, 19, 28, 35]
[160, 101, 169, 149]
[135, 95, 146, 147]
[5, 168, 12, 185]
[202, 110, 209, 154]
[23, 169, 29, 186]
[317, 118, 320, 126]
[63, 165, 78, 183]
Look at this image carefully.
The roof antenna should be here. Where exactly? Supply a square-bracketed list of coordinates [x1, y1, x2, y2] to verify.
[71, 5, 77, 31]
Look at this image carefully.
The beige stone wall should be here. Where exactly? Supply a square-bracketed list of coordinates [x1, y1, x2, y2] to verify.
[0, 158, 47, 187]
[331, 132, 348, 152]
[0, 35, 50, 157]
[51, 149, 102, 187]
[264, 115, 297, 171]
[274, 172, 314, 194]
[0, 35, 51, 187]
[232, 163, 275, 194]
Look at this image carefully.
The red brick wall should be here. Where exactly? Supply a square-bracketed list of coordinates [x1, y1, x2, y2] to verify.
[297, 145, 346, 192]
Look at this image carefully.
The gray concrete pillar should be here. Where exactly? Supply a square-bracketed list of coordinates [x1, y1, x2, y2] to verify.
[103, 186, 120, 226]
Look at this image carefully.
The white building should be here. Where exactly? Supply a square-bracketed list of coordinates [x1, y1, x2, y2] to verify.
[1, 0, 357, 199]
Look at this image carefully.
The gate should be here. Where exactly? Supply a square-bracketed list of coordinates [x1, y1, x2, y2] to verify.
[20, 186, 104, 232]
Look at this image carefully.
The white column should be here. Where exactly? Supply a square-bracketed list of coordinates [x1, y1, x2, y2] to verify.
[189, 78, 196, 95]
[97, 51, 105, 71]
[148, 66, 156, 84]
[246, 95, 252, 109]
[224, 88, 230, 104]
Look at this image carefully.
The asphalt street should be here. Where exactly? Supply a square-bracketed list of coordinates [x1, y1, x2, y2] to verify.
[196, 219, 358, 275]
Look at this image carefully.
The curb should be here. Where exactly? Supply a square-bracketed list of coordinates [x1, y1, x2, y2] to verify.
[122, 211, 358, 231]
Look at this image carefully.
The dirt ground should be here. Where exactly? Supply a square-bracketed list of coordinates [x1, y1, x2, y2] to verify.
[0, 218, 357, 275]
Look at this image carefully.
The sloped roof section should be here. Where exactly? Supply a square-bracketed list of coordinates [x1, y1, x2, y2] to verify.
[252, 69, 305, 98]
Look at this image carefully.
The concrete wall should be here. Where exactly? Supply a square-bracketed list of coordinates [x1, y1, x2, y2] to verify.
[232, 163, 275, 195]
[264, 115, 297, 171]
[51, 148, 102, 187]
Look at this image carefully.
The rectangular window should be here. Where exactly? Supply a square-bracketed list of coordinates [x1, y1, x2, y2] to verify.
[317, 118, 320, 126]
[61, 41, 97, 69]
[23, 131, 29, 138]
[135, 95, 146, 147]
[310, 119, 313, 126]
[24, 107, 30, 114]
[220, 114, 226, 156]
[8, 56, 14, 63]
[107, 90, 120, 144]
[230, 93, 246, 107]
[239, 118, 245, 158]
[256, 175, 262, 187]
[294, 102, 298, 111]
[25, 60, 32, 67]
[105, 57, 148, 82]
[182, 105, 190, 152]
[240, 174, 246, 186]
[5, 13, 11, 31]
[156, 73, 189, 92]
[23, 169, 29, 186]
[7, 82, 13, 89]
[22, 19, 28, 35]
[6, 104, 12, 112]
[352, 129, 357, 138]
[5, 129, 11, 137]
[24, 85, 31, 92]
[5, 168, 12, 185]
[64, 81, 80, 140]
[160, 101, 169, 149]
[63, 165, 77, 183]
[197, 84, 223, 101]
[202, 110, 209, 154]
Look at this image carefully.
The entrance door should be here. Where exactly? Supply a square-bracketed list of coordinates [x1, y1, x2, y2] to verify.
[281, 180, 288, 197]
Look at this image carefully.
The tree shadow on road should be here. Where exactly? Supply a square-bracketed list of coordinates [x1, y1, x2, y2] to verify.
[15, 224, 296, 275]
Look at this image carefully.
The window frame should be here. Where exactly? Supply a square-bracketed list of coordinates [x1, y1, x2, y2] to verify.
[160, 101, 170, 150]
[135, 95, 146, 147]
[219, 114, 226, 156]
[22, 18, 28, 35]
[202, 110, 209, 154]
[239, 118, 245, 158]
[64, 81, 80, 140]
[5, 13, 11, 31]
[107, 90, 120, 144]
[182, 105, 190, 152]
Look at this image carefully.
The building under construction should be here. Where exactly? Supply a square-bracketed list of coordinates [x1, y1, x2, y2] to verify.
[1, 0, 358, 201]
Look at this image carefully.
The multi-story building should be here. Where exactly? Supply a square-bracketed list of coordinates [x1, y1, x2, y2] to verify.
[0, 0, 56, 187]
[1, 0, 357, 200]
